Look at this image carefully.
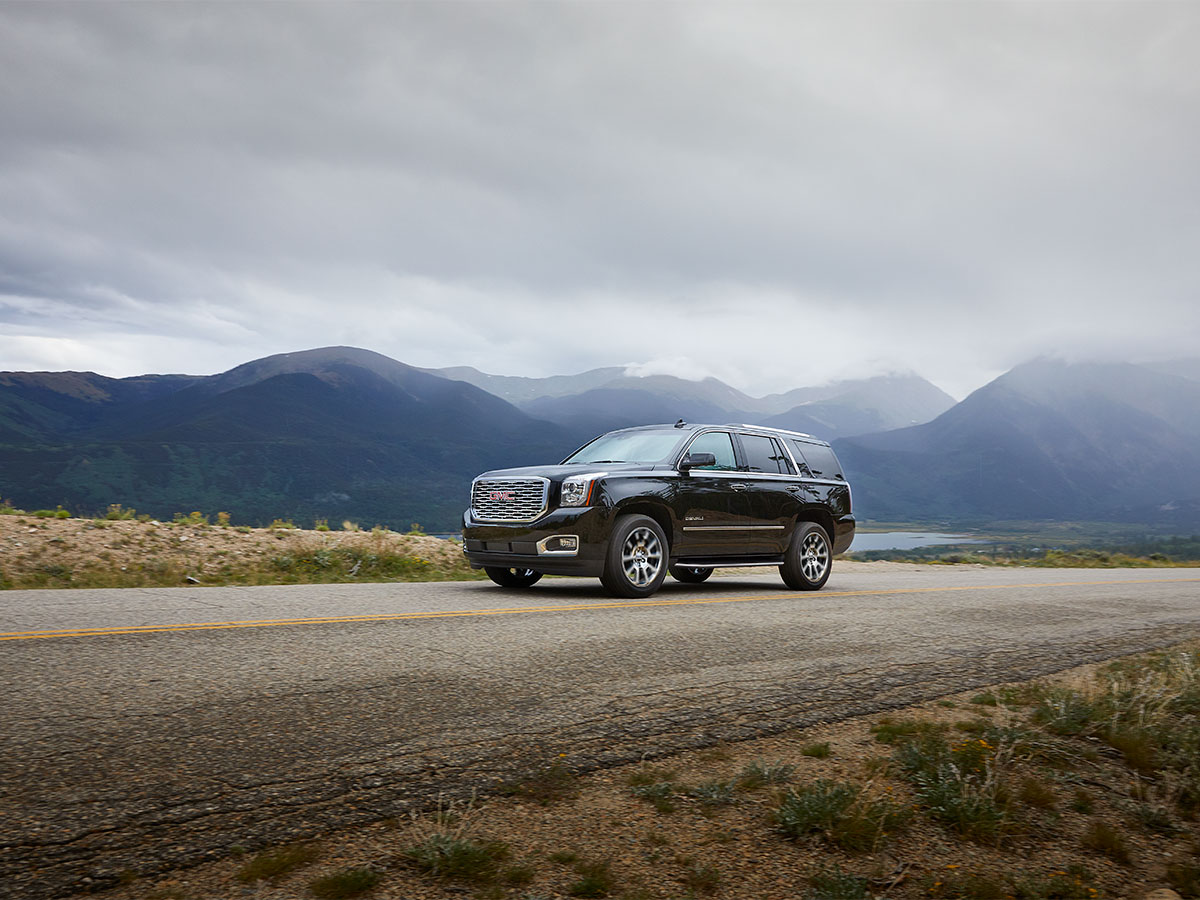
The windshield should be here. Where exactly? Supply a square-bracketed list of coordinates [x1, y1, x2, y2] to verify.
[563, 430, 685, 465]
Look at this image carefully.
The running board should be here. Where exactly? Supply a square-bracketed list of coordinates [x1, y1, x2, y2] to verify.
[673, 557, 784, 568]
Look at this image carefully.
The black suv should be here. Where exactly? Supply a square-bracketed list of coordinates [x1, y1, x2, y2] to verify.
[462, 422, 855, 598]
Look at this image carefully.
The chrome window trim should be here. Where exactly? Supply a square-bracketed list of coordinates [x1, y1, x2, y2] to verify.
[684, 469, 797, 481]
[677, 428, 740, 472]
[675, 426, 846, 483]
[735, 431, 797, 476]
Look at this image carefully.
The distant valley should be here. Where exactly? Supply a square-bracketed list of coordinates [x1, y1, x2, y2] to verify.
[2, 347, 1198, 532]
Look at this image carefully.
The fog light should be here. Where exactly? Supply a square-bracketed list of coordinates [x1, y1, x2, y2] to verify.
[537, 534, 579, 556]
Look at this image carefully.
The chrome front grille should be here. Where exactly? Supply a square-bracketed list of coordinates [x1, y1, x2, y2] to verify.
[471, 477, 549, 523]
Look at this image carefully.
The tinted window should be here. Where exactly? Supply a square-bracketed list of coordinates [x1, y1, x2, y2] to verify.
[564, 431, 684, 464]
[685, 431, 737, 470]
[740, 434, 794, 474]
[792, 441, 843, 480]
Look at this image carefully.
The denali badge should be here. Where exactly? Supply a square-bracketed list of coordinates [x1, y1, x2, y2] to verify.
[489, 490, 516, 502]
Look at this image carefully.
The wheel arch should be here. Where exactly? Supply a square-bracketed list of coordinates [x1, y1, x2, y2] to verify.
[793, 507, 836, 546]
[613, 500, 673, 549]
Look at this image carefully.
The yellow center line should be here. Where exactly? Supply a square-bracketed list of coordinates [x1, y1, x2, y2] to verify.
[2, 576, 1198, 642]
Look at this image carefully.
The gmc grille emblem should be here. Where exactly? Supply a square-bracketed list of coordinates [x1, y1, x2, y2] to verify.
[489, 490, 516, 502]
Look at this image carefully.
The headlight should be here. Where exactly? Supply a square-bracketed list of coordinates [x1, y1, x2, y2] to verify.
[560, 473, 606, 507]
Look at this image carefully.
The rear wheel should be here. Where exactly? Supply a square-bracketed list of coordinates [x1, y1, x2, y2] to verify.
[600, 514, 668, 598]
[668, 564, 713, 584]
[484, 566, 543, 588]
[779, 522, 832, 590]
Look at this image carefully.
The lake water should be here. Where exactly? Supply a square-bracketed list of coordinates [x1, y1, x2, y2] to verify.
[847, 531, 983, 552]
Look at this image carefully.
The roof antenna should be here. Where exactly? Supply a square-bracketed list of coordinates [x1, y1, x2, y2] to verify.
[674, 418, 687, 428]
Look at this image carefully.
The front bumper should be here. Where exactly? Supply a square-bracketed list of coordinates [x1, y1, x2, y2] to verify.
[462, 505, 613, 577]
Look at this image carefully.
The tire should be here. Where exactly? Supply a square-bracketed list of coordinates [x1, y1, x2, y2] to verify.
[484, 566, 543, 588]
[779, 522, 832, 591]
[600, 514, 669, 598]
[668, 564, 713, 584]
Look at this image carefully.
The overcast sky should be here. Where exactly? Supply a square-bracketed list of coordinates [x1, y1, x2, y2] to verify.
[2, 2, 1197, 399]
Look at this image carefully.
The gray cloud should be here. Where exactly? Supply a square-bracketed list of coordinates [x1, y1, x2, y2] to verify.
[2, 1, 1198, 398]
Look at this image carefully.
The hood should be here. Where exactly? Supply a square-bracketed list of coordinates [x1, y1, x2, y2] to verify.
[474, 462, 653, 481]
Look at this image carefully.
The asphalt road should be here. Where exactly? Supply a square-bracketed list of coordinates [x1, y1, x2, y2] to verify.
[2, 564, 1199, 898]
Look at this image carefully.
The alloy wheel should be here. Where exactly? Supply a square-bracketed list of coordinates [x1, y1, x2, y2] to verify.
[621, 526, 663, 587]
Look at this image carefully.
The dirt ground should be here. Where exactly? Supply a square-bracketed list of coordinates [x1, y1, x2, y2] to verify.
[0, 514, 473, 588]
[95, 645, 1198, 900]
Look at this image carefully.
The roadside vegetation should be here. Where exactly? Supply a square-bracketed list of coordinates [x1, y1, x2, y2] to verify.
[3, 503, 1197, 590]
[853, 545, 1200, 567]
[105, 642, 1200, 900]
[851, 520, 1200, 567]
[0, 504, 482, 589]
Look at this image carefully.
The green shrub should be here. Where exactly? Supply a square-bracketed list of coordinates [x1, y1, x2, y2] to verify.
[1011, 868, 1098, 900]
[309, 867, 382, 898]
[774, 780, 908, 851]
[684, 780, 736, 808]
[235, 843, 320, 883]
[871, 717, 946, 744]
[1017, 776, 1057, 810]
[1031, 689, 1099, 736]
[568, 859, 615, 898]
[1069, 788, 1094, 814]
[631, 781, 677, 814]
[404, 833, 509, 882]
[804, 865, 870, 900]
[1080, 821, 1130, 864]
[736, 760, 795, 790]
[893, 733, 1015, 843]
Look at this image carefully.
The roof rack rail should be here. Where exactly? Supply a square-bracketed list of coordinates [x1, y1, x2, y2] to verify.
[724, 423, 815, 439]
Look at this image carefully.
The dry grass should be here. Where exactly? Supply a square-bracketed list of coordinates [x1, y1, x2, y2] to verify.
[69, 644, 1200, 900]
[0, 515, 481, 588]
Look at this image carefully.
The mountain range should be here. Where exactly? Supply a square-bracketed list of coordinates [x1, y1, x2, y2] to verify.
[423, 365, 956, 437]
[1, 347, 1198, 531]
[836, 358, 1200, 528]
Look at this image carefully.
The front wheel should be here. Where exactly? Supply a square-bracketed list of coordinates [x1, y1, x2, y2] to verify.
[600, 514, 668, 598]
[779, 522, 832, 591]
[668, 564, 713, 584]
[484, 566, 543, 588]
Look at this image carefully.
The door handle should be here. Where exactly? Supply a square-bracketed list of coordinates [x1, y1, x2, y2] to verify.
[786, 484, 802, 492]
[730, 483, 747, 491]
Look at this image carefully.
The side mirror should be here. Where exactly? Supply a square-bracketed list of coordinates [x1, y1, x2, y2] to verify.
[679, 452, 716, 472]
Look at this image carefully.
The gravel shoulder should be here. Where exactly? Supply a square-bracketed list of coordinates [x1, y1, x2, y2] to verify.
[96, 642, 1200, 900]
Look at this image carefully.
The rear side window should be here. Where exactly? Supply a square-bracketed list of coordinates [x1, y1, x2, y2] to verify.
[685, 431, 738, 470]
[740, 434, 795, 474]
[792, 440, 843, 480]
